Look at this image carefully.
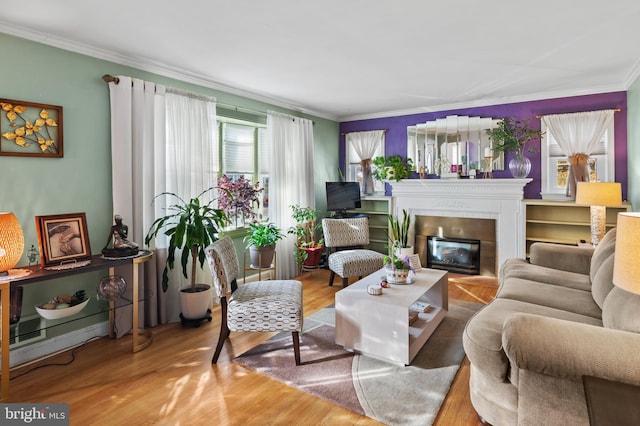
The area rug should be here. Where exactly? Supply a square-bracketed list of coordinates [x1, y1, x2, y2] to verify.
[235, 299, 482, 426]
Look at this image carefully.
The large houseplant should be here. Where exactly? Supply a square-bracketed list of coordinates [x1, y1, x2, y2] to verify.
[244, 222, 283, 268]
[287, 204, 324, 269]
[486, 117, 543, 178]
[372, 155, 415, 182]
[145, 187, 229, 320]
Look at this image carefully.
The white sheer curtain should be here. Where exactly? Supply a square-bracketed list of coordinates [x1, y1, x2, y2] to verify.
[162, 89, 218, 321]
[268, 111, 315, 279]
[108, 77, 217, 326]
[346, 130, 384, 194]
[541, 110, 614, 198]
[108, 76, 165, 333]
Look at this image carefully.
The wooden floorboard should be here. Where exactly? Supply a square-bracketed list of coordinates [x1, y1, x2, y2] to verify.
[7, 269, 497, 425]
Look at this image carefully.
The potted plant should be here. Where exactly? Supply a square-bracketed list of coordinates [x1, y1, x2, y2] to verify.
[145, 187, 229, 321]
[372, 155, 415, 182]
[388, 209, 412, 255]
[382, 242, 413, 284]
[486, 117, 543, 178]
[244, 222, 283, 268]
[287, 204, 324, 269]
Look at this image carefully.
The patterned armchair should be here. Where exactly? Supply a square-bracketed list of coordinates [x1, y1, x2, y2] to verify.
[205, 237, 303, 365]
[322, 217, 386, 287]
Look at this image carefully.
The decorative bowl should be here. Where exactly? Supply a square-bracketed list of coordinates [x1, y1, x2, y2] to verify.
[36, 297, 90, 320]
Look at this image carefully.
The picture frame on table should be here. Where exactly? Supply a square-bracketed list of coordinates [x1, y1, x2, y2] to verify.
[35, 213, 91, 267]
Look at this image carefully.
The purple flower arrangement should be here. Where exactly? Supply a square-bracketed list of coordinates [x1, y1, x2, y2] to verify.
[217, 175, 264, 226]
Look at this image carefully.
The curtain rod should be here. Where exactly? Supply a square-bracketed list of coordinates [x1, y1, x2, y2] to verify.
[103, 74, 298, 120]
[217, 103, 267, 117]
[536, 108, 621, 119]
[341, 129, 387, 136]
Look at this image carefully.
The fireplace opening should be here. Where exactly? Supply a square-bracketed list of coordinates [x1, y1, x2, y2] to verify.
[427, 236, 480, 275]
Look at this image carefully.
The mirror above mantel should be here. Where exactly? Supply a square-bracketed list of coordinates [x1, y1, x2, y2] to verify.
[407, 115, 504, 177]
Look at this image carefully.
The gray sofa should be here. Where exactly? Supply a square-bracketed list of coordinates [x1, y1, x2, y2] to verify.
[463, 228, 640, 425]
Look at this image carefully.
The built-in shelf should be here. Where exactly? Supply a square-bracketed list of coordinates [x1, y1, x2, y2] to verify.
[344, 195, 391, 254]
[525, 199, 632, 255]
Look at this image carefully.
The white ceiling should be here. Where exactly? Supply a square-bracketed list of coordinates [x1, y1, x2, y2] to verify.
[2, 0, 640, 121]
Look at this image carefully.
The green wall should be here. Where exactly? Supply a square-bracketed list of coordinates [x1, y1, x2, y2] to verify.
[626, 77, 640, 211]
[0, 33, 339, 334]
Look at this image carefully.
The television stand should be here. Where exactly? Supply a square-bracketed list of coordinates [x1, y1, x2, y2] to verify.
[330, 211, 367, 219]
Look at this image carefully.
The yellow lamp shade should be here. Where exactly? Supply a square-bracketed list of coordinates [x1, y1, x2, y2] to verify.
[575, 182, 622, 207]
[0, 212, 25, 274]
[613, 212, 640, 295]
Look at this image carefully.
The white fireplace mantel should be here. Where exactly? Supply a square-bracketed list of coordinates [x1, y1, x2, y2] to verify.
[389, 179, 532, 272]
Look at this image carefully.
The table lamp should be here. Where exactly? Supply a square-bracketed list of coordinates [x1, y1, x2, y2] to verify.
[0, 212, 25, 276]
[612, 212, 640, 296]
[575, 182, 622, 246]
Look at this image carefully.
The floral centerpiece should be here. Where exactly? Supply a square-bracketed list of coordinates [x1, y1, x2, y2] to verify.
[383, 240, 413, 284]
[217, 175, 264, 228]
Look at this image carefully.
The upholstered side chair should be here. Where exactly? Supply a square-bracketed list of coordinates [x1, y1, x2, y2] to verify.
[205, 237, 303, 365]
[322, 217, 386, 287]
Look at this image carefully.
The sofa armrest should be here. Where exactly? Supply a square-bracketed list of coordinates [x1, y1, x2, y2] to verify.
[529, 243, 594, 275]
[502, 313, 640, 386]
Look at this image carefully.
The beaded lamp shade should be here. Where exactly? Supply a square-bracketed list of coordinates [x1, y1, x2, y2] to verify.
[0, 212, 24, 276]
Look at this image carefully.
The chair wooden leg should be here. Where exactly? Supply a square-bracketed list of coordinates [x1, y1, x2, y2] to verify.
[342, 277, 349, 287]
[328, 271, 336, 286]
[292, 331, 301, 366]
[212, 297, 231, 364]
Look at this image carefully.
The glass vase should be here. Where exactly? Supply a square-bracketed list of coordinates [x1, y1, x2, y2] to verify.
[509, 155, 531, 179]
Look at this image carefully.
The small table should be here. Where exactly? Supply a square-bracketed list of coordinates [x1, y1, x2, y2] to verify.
[243, 250, 276, 282]
[335, 267, 448, 365]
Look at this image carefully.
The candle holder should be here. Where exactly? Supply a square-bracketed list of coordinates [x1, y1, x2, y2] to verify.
[484, 156, 493, 179]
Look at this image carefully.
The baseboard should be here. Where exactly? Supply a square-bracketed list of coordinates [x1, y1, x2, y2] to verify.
[10, 321, 109, 368]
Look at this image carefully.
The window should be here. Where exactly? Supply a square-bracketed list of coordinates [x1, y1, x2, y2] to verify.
[345, 135, 385, 193]
[540, 117, 615, 200]
[217, 119, 270, 221]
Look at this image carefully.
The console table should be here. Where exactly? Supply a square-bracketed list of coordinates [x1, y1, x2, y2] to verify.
[0, 251, 153, 401]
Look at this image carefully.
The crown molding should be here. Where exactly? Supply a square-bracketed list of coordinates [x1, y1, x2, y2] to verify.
[0, 23, 339, 122]
[2, 23, 631, 125]
[338, 84, 628, 122]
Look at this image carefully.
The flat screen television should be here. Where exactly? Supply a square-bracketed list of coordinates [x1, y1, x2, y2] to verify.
[326, 182, 361, 212]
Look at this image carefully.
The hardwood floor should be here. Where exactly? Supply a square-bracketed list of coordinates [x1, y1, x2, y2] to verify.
[8, 269, 497, 425]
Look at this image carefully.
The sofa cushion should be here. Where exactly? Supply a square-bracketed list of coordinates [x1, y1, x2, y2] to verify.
[500, 258, 591, 291]
[602, 286, 640, 333]
[589, 228, 616, 283]
[529, 243, 593, 275]
[496, 277, 602, 319]
[463, 298, 602, 381]
[590, 253, 615, 309]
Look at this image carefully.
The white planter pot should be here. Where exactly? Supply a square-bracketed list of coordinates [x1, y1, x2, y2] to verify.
[179, 284, 212, 320]
[395, 246, 414, 257]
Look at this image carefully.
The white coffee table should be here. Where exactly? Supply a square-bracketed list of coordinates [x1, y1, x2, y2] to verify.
[335, 267, 448, 365]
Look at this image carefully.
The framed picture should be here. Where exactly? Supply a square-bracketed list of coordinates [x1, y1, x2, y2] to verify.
[0, 98, 63, 158]
[35, 213, 92, 267]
